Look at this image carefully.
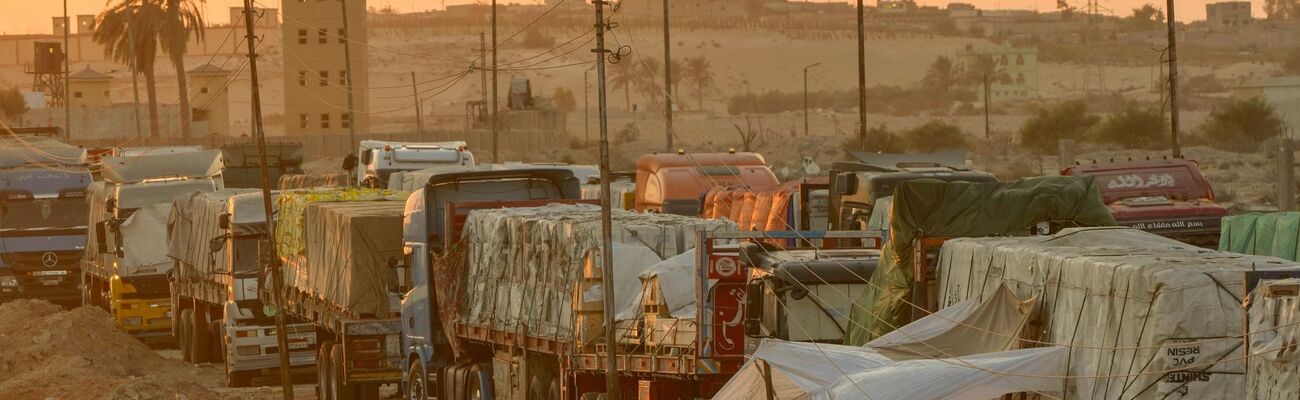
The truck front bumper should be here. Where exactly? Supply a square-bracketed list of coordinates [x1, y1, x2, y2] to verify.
[227, 323, 318, 372]
[113, 297, 172, 339]
[0, 272, 81, 305]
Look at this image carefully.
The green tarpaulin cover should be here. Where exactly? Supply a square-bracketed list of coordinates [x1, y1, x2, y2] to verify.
[1219, 212, 1300, 261]
[843, 176, 1116, 345]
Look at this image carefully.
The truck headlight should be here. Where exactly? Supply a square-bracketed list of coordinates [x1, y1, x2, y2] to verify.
[122, 317, 143, 326]
[0, 276, 17, 287]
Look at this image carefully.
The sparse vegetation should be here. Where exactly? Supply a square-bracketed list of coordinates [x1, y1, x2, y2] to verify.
[1200, 97, 1285, 152]
[903, 120, 967, 152]
[1092, 103, 1166, 149]
[520, 30, 556, 49]
[862, 124, 904, 153]
[0, 88, 28, 120]
[1018, 100, 1100, 154]
[551, 87, 576, 112]
[615, 122, 640, 145]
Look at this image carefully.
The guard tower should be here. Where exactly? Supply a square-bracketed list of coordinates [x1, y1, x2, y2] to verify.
[26, 42, 66, 108]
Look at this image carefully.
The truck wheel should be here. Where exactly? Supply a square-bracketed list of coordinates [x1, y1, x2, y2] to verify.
[579, 393, 605, 400]
[317, 341, 335, 400]
[209, 320, 224, 363]
[529, 376, 546, 400]
[225, 359, 254, 388]
[191, 310, 211, 363]
[407, 360, 430, 400]
[180, 310, 194, 363]
[466, 364, 488, 400]
[331, 343, 357, 400]
[548, 378, 560, 400]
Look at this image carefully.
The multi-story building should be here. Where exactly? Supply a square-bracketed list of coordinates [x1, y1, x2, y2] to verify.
[1206, 1, 1252, 30]
[281, 0, 368, 137]
[188, 63, 231, 136]
[954, 43, 1039, 101]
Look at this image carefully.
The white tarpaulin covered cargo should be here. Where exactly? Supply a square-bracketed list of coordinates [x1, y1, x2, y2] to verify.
[867, 284, 1037, 361]
[712, 339, 1067, 400]
[284, 201, 406, 318]
[939, 227, 1300, 400]
[455, 203, 734, 342]
[1246, 278, 1300, 399]
[101, 149, 223, 184]
[167, 189, 258, 280]
[118, 203, 174, 277]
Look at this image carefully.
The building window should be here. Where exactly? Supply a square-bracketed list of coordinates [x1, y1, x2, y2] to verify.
[298, 71, 307, 86]
[341, 113, 351, 128]
[103, 90, 109, 97]
[318, 28, 328, 44]
[298, 29, 308, 44]
[999, 55, 1008, 65]
[339, 70, 348, 86]
[299, 113, 309, 129]
[1016, 55, 1024, 65]
[338, 29, 346, 44]
[319, 71, 329, 86]
[320, 113, 331, 129]
[1016, 73, 1025, 85]
[200, 87, 209, 94]
[73, 91, 82, 98]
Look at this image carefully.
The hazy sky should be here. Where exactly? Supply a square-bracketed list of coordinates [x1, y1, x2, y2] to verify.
[0, 0, 1262, 35]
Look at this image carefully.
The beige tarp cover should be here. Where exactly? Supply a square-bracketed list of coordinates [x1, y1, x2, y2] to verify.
[1246, 278, 1300, 399]
[454, 204, 734, 343]
[167, 189, 258, 280]
[278, 173, 348, 190]
[712, 339, 1067, 400]
[287, 201, 406, 317]
[867, 284, 1037, 361]
[118, 203, 174, 277]
[274, 188, 407, 259]
[939, 227, 1300, 399]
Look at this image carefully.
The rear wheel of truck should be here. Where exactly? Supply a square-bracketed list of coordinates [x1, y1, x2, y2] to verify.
[578, 393, 605, 400]
[466, 364, 487, 400]
[191, 310, 211, 363]
[331, 343, 357, 400]
[547, 378, 560, 400]
[406, 360, 430, 400]
[317, 341, 335, 400]
[180, 310, 194, 363]
[208, 320, 224, 363]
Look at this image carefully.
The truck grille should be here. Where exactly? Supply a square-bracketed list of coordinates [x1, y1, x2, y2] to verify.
[122, 274, 171, 297]
[3, 251, 83, 272]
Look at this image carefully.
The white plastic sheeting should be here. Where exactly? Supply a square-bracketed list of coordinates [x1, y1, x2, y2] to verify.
[939, 227, 1300, 400]
[1246, 278, 1300, 399]
[118, 203, 174, 277]
[167, 189, 258, 279]
[101, 149, 223, 184]
[712, 339, 1067, 400]
[618, 250, 699, 320]
[580, 243, 664, 321]
[868, 284, 1037, 361]
[457, 204, 734, 341]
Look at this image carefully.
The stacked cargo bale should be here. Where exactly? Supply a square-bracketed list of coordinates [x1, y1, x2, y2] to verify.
[1246, 278, 1300, 399]
[939, 227, 1300, 400]
[166, 189, 259, 297]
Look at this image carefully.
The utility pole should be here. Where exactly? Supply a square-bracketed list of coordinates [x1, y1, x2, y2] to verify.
[803, 63, 820, 137]
[480, 32, 488, 110]
[1281, 137, 1296, 211]
[1165, 0, 1181, 159]
[662, 0, 674, 153]
[855, 0, 866, 151]
[340, 0, 359, 167]
[983, 73, 991, 140]
[593, 1, 618, 399]
[62, 0, 70, 141]
[585, 66, 594, 145]
[492, 0, 500, 162]
[240, 2, 294, 399]
[412, 71, 423, 135]
[128, 17, 143, 139]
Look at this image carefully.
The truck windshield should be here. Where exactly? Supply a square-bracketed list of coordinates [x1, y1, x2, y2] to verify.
[232, 237, 260, 274]
[0, 197, 87, 230]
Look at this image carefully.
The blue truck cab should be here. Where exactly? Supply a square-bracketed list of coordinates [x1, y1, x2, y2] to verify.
[0, 134, 92, 307]
[398, 168, 581, 398]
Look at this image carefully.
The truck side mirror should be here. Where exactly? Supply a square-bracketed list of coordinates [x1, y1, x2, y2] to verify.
[387, 256, 408, 270]
[95, 221, 109, 254]
[218, 213, 231, 230]
[744, 281, 768, 338]
[357, 151, 370, 166]
[104, 198, 116, 214]
[209, 236, 227, 254]
[832, 174, 857, 196]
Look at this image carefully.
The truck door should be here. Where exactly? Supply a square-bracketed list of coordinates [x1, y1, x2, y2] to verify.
[399, 243, 434, 364]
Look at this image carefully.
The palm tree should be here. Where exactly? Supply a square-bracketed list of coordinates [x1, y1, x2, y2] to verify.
[607, 61, 636, 111]
[666, 58, 684, 100]
[160, 0, 206, 139]
[95, 1, 163, 137]
[681, 56, 715, 110]
[922, 56, 957, 94]
[961, 54, 1010, 140]
[635, 57, 663, 107]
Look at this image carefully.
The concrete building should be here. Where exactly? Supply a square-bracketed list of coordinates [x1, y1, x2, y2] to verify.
[230, 6, 280, 28]
[955, 43, 1039, 101]
[52, 17, 68, 36]
[1206, 1, 1252, 30]
[67, 66, 112, 108]
[188, 63, 231, 137]
[281, 0, 368, 137]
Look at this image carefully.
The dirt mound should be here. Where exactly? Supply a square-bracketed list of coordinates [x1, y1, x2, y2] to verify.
[0, 299, 220, 400]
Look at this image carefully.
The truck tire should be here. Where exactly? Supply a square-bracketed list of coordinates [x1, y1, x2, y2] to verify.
[191, 310, 211, 363]
[225, 358, 254, 388]
[331, 343, 357, 400]
[180, 310, 194, 363]
[529, 376, 546, 400]
[548, 378, 560, 400]
[466, 364, 488, 400]
[317, 341, 335, 400]
[579, 393, 605, 400]
[407, 359, 430, 400]
[209, 320, 224, 363]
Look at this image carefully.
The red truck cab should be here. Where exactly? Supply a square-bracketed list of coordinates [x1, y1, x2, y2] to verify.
[635, 151, 780, 215]
[1062, 159, 1227, 246]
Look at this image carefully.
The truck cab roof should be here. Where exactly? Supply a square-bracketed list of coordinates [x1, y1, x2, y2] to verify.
[403, 168, 582, 248]
[1062, 159, 1214, 203]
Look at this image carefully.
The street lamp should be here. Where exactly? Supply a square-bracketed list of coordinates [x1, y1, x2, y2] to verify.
[803, 62, 822, 137]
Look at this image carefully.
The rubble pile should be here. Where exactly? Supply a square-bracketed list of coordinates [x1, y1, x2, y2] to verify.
[0, 300, 219, 400]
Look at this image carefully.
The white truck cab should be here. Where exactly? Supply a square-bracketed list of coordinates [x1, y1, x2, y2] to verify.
[357, 140, 475, 188]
